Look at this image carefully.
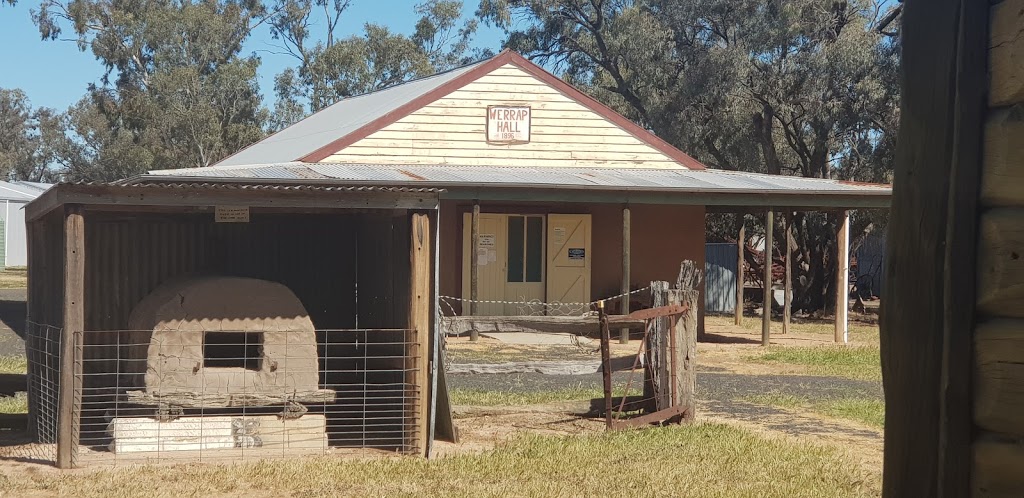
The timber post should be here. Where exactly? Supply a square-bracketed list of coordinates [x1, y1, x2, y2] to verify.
[835, 210, 850, 344]
[670, 282, 699, 421]
[645, 280, 671, 411]
[408, 212, 431, 456]
[620, 206, 631, 344]
[762, 210, 773, 347]
[783, 212, 793, 335]
[598, 301, 613, 429]
[57, 204, 84, 469]
[469, 202, 480, 341]
[735, 215, 745, 325]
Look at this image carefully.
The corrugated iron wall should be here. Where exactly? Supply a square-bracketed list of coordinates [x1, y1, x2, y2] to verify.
[705, 243, 737, 313]
[855, 233, 886, 299]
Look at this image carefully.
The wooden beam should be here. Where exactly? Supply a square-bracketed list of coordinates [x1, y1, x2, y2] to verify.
[735, 216, 745, 326]
[835, 210, 850, 344]
[469, 203, 480, 341]
[977, 209, 1024, 315]
[440, 187, 892, 209]
[783, 212, 793, 335]
[57, 205, 84, 469]
[880, 0, 987, 494]
[409, 212, 431, 456]
[762, 210, 773, 347]
[26, 184, 440, 222]
[620, 206, 631, 344]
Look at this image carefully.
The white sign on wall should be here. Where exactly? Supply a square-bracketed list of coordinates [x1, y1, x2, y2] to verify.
[487, 106, 531, 144]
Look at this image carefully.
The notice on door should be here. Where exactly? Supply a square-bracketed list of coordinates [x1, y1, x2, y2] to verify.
[568, 248, 586, 260]
[215, 206, 249, 223]
[487, 106, 531, 143]
[478, 234, 496, 247]
[477, 247, 489, 265]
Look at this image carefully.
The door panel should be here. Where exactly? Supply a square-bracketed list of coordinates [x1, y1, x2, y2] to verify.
[504, 215, 545, 315]
[461, 213, 506, 315]
[546, 214, 592, 315]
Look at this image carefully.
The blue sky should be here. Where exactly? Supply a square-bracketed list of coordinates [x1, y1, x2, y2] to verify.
[0, 1, 506, 111]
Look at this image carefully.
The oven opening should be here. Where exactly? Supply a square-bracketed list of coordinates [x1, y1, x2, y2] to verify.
[203, 331, 263, 370]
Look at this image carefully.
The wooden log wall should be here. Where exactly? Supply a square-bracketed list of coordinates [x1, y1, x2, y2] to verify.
[974, 1, 1024, 494]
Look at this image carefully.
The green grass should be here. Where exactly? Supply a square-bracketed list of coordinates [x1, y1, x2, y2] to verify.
[0, 266, 27, 289]
[743, 392, 885, 429]
[0, 392, 27, 414]
[450, 385, 619, 406]
[0, 423, 879, 497]
[0, 355, 26, 374]
[747, 346, 881, 381]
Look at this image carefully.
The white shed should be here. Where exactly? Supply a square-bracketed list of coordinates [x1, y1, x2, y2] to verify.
[0, 181, 52, 267]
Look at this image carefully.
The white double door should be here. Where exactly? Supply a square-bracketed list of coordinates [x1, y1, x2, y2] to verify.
[461, 213, 591, 316]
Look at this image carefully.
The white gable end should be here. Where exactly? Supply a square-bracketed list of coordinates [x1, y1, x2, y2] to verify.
[322, 64, 687, 169]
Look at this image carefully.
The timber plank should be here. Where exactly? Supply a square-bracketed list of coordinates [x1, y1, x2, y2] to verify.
[973, 438, 1024, 496]
[977, 209, 1024, 316]
[981, 106, 1024, 207]
[974, 320, 1024, 436]
[990, 0, 1024, 106]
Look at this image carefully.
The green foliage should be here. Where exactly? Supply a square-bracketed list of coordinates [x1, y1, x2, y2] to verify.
[33, 0, 271, 179]
[0, 89, 62, 181]
[270, 0, 487, 123]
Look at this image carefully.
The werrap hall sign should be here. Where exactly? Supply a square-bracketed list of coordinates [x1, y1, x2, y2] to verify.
[487, 106, 531, 143]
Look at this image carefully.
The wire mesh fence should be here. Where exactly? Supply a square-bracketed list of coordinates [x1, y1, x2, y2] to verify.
[17, 327, 423, 468]
[1, 321, 62, 465]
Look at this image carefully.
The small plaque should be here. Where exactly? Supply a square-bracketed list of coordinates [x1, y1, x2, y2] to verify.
[568, 248, 585, 260]
[215, 206, 249, 223]
[478, 234, 496, 247]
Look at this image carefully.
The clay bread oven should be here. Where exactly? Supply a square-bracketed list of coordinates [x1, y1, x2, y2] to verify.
[122, 276, 333, 406]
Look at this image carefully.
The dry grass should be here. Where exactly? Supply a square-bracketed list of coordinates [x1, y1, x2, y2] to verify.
[0, 423, 879, 498]
[0, 267, 27, 289]
[0, 355, 26, 374]
[743, 392, 885, 429]
[705, 315, 880, 346]
[746, 346, 881, 381]
[0, 392, 27, 414]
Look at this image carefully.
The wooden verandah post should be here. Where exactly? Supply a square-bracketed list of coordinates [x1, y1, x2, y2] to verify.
[620, 206, 631, 344]
[835, 210, 850, 344]
[469, 202, 480, 341]
[735, 215, 745, 325]
[783, 212, 793, 335]
[762, 210, 773, 347]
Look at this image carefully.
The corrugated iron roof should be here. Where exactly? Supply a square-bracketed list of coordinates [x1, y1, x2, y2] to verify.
[0, 180, 53, 202]
[215, 60, 487, 167]
[109, 179, 442, 194]
[145, 163, 890, 196]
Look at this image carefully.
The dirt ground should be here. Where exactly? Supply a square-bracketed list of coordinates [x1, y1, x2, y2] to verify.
[440, 314, 884, 477]
[0, 305, 883, 483]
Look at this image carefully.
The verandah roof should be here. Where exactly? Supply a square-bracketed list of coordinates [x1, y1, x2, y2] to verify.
[142, 162, 891, 209]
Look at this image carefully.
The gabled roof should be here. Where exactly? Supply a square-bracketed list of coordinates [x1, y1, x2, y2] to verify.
[0, 180, 53, 202]
[216, 50, 705, 170]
